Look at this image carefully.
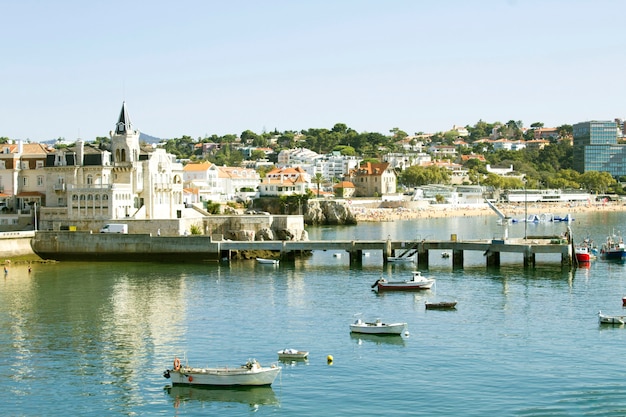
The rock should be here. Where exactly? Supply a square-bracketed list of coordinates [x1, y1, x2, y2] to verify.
[304, 200, 357, 225]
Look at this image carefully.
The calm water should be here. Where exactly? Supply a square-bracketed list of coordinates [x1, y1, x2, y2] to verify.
[3, 212, 626, 416]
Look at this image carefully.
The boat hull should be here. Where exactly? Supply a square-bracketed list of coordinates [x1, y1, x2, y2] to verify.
[425, 302, 457, 310]
[600, 250, 625, 260]
[349, 322, 407, 335]
[377, 281, 434, 291]
[166, 365, 281, 386]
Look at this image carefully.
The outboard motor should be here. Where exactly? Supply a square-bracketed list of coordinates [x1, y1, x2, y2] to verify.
[163, 370, 170, 379]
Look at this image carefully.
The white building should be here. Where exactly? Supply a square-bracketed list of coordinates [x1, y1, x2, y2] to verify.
[40, 102, 185, 229]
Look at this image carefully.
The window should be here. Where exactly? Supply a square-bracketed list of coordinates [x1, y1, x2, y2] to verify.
[87, 174, 93, 185]
[36, 161, 44, 169]
[37, 176, 43, 186]
[22, 177, 27, 186]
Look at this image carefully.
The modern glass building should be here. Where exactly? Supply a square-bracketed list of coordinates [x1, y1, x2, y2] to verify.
[573, 120, 626, 176]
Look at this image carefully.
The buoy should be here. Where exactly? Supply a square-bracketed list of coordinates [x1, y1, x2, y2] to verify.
[188, 375, 193, 382]
[327, 355, 333, 364]
[622, 296, 626, 307]
[404, 330, 410, 337]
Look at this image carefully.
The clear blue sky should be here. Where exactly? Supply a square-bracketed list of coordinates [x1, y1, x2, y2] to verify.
[2, 0, 624, 142]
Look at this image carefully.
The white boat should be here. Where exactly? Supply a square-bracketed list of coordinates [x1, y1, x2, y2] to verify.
[349, 318, 407, 335]
[372, 271, 435, 291]
[387, 256, 414, 262]
[163, 358, 281, 386]
[277, 348, 309, 360]
[256, 258, 279, 265]
[598, 311, 626, 325]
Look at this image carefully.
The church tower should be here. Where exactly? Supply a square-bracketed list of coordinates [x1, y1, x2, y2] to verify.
[110, 101, 140, 166]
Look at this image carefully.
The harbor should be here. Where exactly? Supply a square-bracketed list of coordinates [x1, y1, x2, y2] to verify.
[3, 211, 626, 416]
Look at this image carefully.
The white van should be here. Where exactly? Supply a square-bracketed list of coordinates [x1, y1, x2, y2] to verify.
[99, 224, 128, 234]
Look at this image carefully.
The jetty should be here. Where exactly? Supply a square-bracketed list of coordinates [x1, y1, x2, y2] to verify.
[28, 231, 573, 268]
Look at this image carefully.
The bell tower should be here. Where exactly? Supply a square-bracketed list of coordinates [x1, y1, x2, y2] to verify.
[110, 101, 140, 166]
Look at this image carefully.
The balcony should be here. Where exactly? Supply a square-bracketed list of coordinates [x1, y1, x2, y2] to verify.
[53, 183, 66, 191]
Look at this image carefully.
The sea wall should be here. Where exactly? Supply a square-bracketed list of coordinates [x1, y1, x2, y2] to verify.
[0, 231, 36, 257]
[31, 232, 223, 262]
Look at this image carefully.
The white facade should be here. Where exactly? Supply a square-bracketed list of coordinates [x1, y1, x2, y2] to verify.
[40, 102, 185, 229]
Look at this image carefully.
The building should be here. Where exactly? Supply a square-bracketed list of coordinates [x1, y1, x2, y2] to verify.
[573, 120, 626, 176]
[258, 167, 310, 197]
[40, 102, 185, 230]
[347, 162, 396, 197]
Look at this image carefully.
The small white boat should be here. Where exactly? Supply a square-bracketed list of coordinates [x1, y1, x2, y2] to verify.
[598, 311, 626, 325]
[277, 348, 309, 360]
[164, 358, 281, 386]
[256, 258, 279, 265]
[349, 318, 407, 335]
[387, 256, 414, 262]
[372, 271, 435, 291]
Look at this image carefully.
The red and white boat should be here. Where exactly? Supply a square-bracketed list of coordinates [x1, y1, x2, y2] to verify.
[575, 238, 596, 263]
[575, 245, 592, 263]
[372, 271, 435, 291]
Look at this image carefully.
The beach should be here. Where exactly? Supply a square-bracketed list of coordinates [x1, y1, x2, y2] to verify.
[353, 201, 626, 222]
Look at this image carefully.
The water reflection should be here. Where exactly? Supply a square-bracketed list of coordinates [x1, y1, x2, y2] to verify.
[350, 333, 407, 346]
[166, 385, 279, 408]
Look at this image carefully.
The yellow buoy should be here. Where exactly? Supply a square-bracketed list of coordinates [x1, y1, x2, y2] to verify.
[327, 354, 333, 364]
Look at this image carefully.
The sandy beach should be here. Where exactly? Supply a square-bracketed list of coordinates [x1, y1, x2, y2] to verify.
[353, 201, 626, 222]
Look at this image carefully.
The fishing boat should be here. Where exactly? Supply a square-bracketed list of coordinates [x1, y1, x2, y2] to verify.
[349, 318, 407, 335]
[425, 301, 457, 310]
[599, 233, 626, 260]
[575, 237, 596, 263]
[372, 271, 435, 291]
[277, 348, 309, 360]
[598, 311, 626, 325]
[163, 358, 281, 386]
[256, 258, 279, 265]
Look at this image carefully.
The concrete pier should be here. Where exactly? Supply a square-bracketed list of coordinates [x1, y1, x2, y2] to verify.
[29, 231, 573, 268]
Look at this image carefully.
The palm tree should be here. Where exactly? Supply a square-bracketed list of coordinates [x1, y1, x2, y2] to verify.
[313, 173, 324, 198]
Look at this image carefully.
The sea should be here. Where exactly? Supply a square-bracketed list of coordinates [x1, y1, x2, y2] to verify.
[3, 211, 626, 416]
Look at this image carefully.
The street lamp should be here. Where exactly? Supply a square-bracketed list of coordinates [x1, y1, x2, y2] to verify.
[524, 179, 528, 240]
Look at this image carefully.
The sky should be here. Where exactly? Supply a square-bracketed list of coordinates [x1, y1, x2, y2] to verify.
[1, 0, 625, 142]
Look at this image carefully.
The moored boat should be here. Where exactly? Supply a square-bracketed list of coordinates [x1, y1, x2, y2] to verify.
[349, 318, 407, 335]
[387, 256, 414, 262]
[372, 271, 435, 291]
[575, 245, 592, 263]
[425, 301, 457, 310]
[599, 233, 626, 261]
[163, 358, 281, 386]
[598, 311, 626, 325]
[277, 348, 309, 360]
[256, 258, 279, 265]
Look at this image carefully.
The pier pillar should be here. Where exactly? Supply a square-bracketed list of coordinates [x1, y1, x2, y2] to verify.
[383, 239, 392, 264]
[523, 246, 535, 268]
[452, 250, 464, 269]
[418, 247, 429, 269]
[349, 250, 362, 265]
[485, 250, 500, 267]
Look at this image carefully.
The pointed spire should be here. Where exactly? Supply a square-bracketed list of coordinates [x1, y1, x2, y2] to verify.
[115, 101, 132, 135]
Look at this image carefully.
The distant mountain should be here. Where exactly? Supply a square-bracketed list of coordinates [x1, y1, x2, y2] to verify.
[139, 132, 162, 144]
